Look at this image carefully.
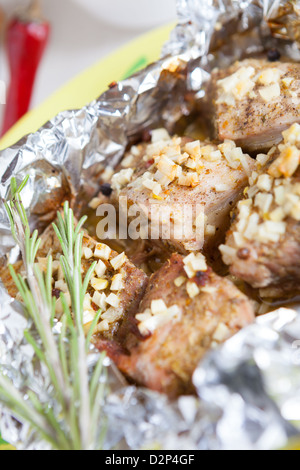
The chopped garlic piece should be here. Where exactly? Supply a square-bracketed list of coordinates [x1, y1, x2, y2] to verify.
[256, 153, 270, 167]
[83, 310, 96, 325]
[95, 259, 107, 278]
[290, 201, 300, 221]
[83, 293, 92, 310]
[215, 184, 230, 192]
[88, 197, 102, 210]
[202, 150, 222, 162]
[156, 155, 182, 180]
[269, 145, 300, 178]
[101, 166, 114, 182]
[256, 174, 273, 192]
[205, 224, 216, 236]
[186, 281, 200, 299]
[101, 307, 123, 323]
[121, 154, 135, 168]
[274, 185, 286, 205]
[83, 247, 93, 260]
[217, 66, 256, 106]
[37, 257, 47, 273]
[178, 172, 199, 187]
[282, 77, 294, 88]
[91, 278, 109, 291]
[110, 273, 124, 291]
[219, 244, 237, 265]
[106, 293, 121, 308]
[151, 299, 168, 315]
[257, 68, 282, 86]
[184, 252, 207, 273]
[136, 311, 152, 322]
[111, 168, 134, 191]
[94, 243, 111, 261]
[254, 192, 273, 214]
[185, 140, 201, 159]
[92, 291, 107, 310]
[55, 280, 68, 293]
[137, 304, 182, 336]
[269, 207, 285, 222]
[151, 128, 170, 143]
[142, 178, 162, 196]
[110, 252, 127, 270]
[282, 123, 300, 145]
[264, 220, 286, 235]
[258, 83, 280, 102]
[95, 320, 110, 332]
[213, 322, 231, 342]
[52, 260, 64, 281]
[55, 292, 71, 315]
[174, 276, 186, 287]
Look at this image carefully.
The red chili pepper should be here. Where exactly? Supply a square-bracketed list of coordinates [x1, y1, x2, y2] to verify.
[1, 0, 50, 136]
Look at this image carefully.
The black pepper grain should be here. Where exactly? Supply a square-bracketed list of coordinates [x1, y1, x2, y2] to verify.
[52, 288, 61, 299]
[267, 48, 281, 62]
[100, 183, 113, 197]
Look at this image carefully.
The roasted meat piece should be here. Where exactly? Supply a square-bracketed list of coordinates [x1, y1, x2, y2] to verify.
[220, 123, 300, 298]
[91, 129, 255, 259]
[210, 59, 300, 153]
[0, 221, 148, 339]
[95, 252, 255, 398]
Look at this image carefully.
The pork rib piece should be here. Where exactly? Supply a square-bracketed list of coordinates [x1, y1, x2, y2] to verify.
[210, 59, 300, 153]
[91, 129, 255, 259]
[95, 252, 255, 398]
[220, 123, 300, 298]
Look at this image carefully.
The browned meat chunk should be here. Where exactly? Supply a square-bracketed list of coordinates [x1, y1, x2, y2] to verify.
[210, 59, 300, 153]
[220, 123, 300, 298]
[95, 252, 255, 398]
[0, 222, 148, 339]
[91, 129, 255, 259]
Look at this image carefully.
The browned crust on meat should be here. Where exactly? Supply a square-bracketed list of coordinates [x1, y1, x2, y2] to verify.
[226, 217, 300, 295]
[96, 254, 255, 398]
[210, 59, 300, 153]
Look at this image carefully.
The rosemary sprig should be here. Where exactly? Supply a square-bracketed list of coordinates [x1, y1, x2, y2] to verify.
[0, 177, 108, 450]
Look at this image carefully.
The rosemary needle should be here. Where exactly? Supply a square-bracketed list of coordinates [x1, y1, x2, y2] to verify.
[0, 177, 108, 450]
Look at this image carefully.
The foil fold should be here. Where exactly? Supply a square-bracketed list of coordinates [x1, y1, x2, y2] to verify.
[105, 308, 300, 450]
[1, 0, 300, 450]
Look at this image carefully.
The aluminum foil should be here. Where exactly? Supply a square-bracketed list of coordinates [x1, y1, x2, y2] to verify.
[1, 0, 300, 450]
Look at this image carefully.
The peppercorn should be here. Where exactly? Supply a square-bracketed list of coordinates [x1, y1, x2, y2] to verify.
[267, 48, 281, 62]
[237, 247, 250, 260]
[100, 183, 113, 197]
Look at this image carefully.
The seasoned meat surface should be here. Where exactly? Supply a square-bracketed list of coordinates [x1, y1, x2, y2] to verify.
[220, 123, 300, 297]
[95, 253, 255, 398]
[92, 129, 255, 260]
[0, 221, 148, 339]
[210, 59, 300, 153]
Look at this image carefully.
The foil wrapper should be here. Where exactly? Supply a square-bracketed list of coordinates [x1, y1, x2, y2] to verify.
[1, 0, 300, 450]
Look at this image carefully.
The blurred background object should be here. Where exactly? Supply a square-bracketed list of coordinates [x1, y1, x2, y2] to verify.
[72, 0, 177, 30]
[0, 0, 177, 134]
[0, 5, 4, 35]
[1, 0, 50, 136]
